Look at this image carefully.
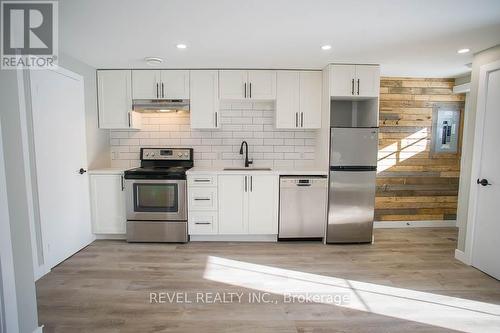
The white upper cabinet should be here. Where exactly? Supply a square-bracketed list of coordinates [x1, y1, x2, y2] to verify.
[247, 70, 276, 100]
[97, 70, 141, 129]
[132, 70, 161, 99]
[355, 65, 380, 97]
[132, 70, 189, 99]
[247, 175, 278, 234]
[219, 70, 247, 99]
[276, 71, 300, 128]
[330, 64, 380, 98]
[190, 70, 220, 129]
[276, 71, 321, 129]
[160, 70, 190, 99]
[219, 70, 276, 100]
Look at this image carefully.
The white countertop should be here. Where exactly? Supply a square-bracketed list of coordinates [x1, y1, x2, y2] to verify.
[186, 167, 327, 176]
[88, 168, 128, 175]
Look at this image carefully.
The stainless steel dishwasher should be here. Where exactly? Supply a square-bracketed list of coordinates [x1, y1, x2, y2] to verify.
[279, 176, 328, 239]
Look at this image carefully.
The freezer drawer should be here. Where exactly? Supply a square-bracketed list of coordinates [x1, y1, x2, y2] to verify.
[279, 176, 328, 239]
[330, 127, 378, 167]
[327, 170, 376, 243]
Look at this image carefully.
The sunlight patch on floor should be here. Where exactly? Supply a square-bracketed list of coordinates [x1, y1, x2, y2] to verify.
[203, 256, 500, 332]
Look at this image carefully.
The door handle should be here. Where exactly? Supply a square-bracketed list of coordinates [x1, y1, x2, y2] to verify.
[195, 222, 211, 225]
[477, 178, 492, 186]
[244, 83, 247, 98]
[301, 112, 304, 127]
[295, 112, 298, 127]
[249, 82, 252, 98]
[78, 168, 87, 175]
[351, 79, 354, 95]
[357, 79, 360, 95]
[121, 175, 125, 191]
[161, 82, 164, 98]
[194, 198, 211, 201]
[215, 111, 218, 128]
[156, 83, 159, 98]
[244, 176, 247, 192]
[250, 176, 253, 192]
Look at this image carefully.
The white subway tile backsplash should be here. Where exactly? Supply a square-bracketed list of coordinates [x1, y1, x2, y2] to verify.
[110, 101, 316, 168]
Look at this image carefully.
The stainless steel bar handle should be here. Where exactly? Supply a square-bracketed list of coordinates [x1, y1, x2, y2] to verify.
[295, 112, 298, 127]
[121, 175, 125, 191]
[357, 79, 360, 95]
[162, 83, 165, 98]
[195, 222, 211, 225]
[215, 112, 218, 128]
[301, 112, 304, 127]
[351, 79, 354, 95]
[156, 83, 159, 98]
[244, 176, 247, 192]
[250, 176, 253, 192]
[244, 83, 247, 98]
[249, 83, 252, 98]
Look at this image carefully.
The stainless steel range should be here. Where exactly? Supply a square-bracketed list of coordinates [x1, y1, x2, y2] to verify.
[123, 148, 193, 242]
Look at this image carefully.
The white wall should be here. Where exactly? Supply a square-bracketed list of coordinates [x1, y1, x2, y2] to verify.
[110, 101, 317, 169]
[457, 44, 500, 251]
[59, 53, 110, 169]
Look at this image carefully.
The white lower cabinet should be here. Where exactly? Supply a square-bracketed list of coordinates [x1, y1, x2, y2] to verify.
[218, 174, 278, 235]
[89, 173, 126, 234]
[218, 175, 247, 234]
[187, 174, 218, 235]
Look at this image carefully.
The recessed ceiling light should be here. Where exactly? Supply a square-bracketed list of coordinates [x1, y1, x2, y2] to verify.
[457, 48, 470, 54]
[144, 57, 163, 66]
[321, 45, 332, 50]
[176, 44, 187, 49]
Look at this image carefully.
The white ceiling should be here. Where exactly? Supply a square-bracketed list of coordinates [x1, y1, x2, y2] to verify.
[59, 0, 500, 77]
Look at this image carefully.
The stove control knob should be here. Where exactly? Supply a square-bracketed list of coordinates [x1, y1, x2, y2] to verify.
[178, 153, 183, 157]
[184, 153, 189, 157]
[151, 153, 155, 157]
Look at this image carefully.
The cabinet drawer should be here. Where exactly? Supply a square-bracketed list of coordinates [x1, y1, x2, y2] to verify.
[188, 211, 218, 235]
[189, 188, 217, 210]
[188, 175, 217, 187]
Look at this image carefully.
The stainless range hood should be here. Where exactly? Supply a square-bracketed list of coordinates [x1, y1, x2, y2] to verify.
[132, 99, 190, 113]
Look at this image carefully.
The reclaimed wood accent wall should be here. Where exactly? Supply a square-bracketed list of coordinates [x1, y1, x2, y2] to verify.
[375, 77, 465, 222]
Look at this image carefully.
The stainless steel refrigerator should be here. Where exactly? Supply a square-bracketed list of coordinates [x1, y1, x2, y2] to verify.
[327, 127, 378, 243]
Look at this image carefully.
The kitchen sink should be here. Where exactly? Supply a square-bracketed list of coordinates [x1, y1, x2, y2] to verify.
[223, 167, 272, 171]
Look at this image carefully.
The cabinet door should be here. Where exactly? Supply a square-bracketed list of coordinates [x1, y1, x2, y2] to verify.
[132, 70, 161, 99]
[300, 71, 322, 129]
[218, 175, 248, 234]
[190, 70, 219, 129]
[276, 71, 300, 129]
[90, 174, 126, 234]
[248, 175, 278, 234]
[161, 70, 190, 99]
[248, 70, 276, 100]
[97, 70, 133, 129]
[330, 65, 356, 97]
[355, 65, 380, 97]
[219, 70, 247, 99]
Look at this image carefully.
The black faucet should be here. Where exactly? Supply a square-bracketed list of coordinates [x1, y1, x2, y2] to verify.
[239, 141, 253, 168]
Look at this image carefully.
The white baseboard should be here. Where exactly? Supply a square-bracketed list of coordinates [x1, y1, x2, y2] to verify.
[94, 233, 126, 240]
[454, 249, 470, 265]
[190, 234, 277, 242]
[33, 326, 43, 333]
[374, 220, 457, 228]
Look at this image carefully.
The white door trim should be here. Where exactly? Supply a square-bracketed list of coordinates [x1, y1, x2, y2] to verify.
[463, 59, 500, 265]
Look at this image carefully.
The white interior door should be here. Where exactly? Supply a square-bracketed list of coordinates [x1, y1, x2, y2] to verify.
[471, 65, 500, 279]
[30, 68, 94, 269]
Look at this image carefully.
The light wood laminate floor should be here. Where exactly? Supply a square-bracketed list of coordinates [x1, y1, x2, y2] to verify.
[36, 228, 500, 332]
